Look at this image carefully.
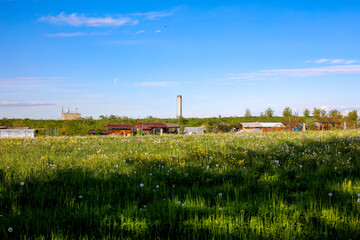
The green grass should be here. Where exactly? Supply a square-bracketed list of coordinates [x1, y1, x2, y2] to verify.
[1, 130, 360, 239]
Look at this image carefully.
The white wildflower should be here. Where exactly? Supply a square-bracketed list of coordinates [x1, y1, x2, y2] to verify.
[328, 193, 333, 197]
[140, 183, 144, 188]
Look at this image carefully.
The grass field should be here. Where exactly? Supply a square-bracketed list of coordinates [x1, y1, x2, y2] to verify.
[1, 130, 360, 239]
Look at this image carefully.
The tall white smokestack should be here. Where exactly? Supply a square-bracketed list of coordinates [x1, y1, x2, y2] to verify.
[177, 95, 182, 118]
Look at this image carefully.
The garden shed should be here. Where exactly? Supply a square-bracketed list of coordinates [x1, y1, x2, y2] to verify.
[136, 122, 180, 135]
[106, 124, 132, 136]
[240, 122, 286, 132]
[183, 127, 205, 135]
[0, 129, 36, 138]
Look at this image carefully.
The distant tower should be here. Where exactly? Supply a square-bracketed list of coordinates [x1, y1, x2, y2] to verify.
[177, 95, 182, 118]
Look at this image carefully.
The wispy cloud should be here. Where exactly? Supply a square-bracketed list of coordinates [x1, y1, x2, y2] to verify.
[0, 101, 55, 107]
[228, 65, 360, 81]
[113, 78, 119, 85]
[134, 81, 177, 87]
[39, 13, 138, 27]
[154, 30, 161, 33]
[45, 32, 110, 37]
[39, 7, 180, 28]
[307, 58, 358, 64]
[132, 8, 179, 20]
[136, 30, 145, 34]
[339, 105, 360, 110]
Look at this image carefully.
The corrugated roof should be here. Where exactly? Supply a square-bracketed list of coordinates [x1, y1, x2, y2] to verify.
[241, 122, 262, 128]
[259, 122, 285, 128]
[241, 122, 286, 128]
[107, 124, 132, 130]
[137, 122, 168, 129]
[166, 123, 180, 128]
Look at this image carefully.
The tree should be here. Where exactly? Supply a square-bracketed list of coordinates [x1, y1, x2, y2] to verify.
[264, 107, 274, 117]
[312, 108, 321, 119]
[347, 110, 358, 122]
[244, 108, 252, 118]
[282, 107, 293, 117]
[303, 108, 310, 117]
[320, 109, 327, 118]
[328, 109, 342, 121]
[283, 115, 303, 131]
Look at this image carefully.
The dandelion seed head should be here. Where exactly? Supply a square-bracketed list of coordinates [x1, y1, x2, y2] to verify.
[140, 183, 144, 187]
[328, 192, 333, 197]
[20, 182, 25, 186]
[8, 227, 13, 233]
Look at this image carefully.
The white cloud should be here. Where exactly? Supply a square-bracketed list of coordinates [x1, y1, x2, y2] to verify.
[330, 59, 358, 64]
[134, 82, 177, 87]
[154, 30, 161, 33]
[0, 101, 55, 107]
[113, 78, 119, 85]
[315, 58, 331, 63]
[45, 32, 110, 37]
[136, 30, 145, 34]
[309, 58, 358, 64]
[228, 65, 360, 81]
[132, 8, 179, 20]
[39, 13, 138, 27]
[339, 105, 360, 110]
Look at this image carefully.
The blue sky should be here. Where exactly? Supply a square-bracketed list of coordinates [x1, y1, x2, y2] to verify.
[1, 0, 360, 119]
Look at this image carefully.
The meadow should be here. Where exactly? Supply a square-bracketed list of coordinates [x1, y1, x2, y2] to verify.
[1, 130, 360, 239]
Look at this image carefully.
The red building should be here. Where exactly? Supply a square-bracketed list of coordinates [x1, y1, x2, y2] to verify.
[106, 124, 132, 136]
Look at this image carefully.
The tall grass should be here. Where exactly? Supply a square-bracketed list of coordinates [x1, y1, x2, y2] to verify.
[1, 130, 360, 239]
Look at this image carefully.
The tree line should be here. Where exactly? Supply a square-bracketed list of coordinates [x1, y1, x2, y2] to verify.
[0, 108, 358, 136]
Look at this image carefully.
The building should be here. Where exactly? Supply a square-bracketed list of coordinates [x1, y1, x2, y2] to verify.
[0, 128, 36, 138]
[106, 124, 133, 136]
[61, 106, 81, 120]
[136, 122, 180, 135]
[183, 127, 205, 135]
[240, 122, 286, 132]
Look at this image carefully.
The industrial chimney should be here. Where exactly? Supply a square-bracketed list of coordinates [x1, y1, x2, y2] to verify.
[177, 95, 182, 118]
